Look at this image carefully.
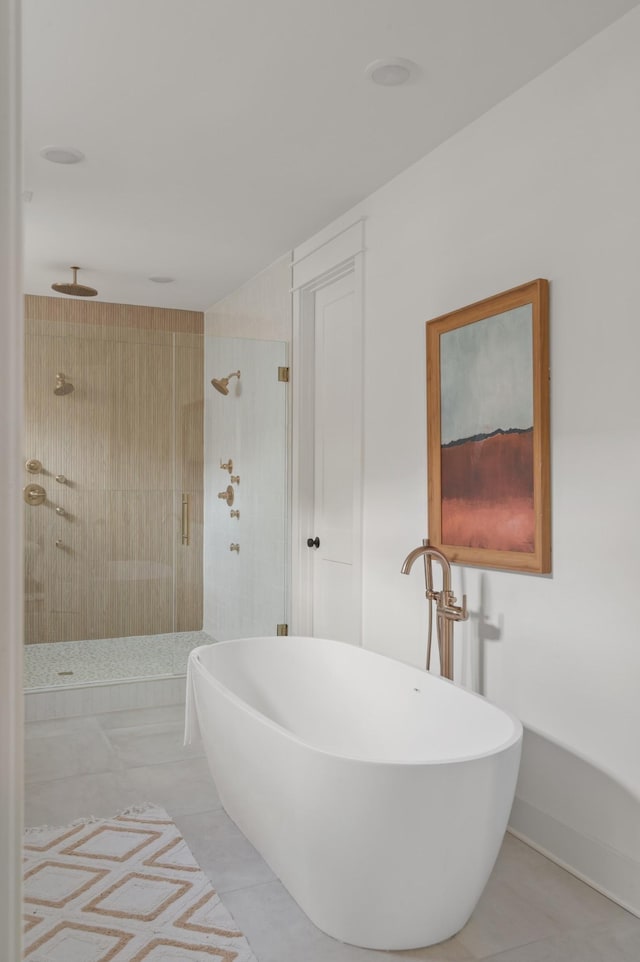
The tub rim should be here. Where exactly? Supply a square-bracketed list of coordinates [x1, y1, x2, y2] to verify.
[188, 636, 523, 768]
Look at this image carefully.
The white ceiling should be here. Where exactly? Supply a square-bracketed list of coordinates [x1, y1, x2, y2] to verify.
[22, 0, 640, 312]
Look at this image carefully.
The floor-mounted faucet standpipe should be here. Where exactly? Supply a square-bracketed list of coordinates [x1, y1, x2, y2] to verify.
[401, 539, 468, 681]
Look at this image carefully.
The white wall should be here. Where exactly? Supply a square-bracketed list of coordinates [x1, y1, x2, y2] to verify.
[294, 8, 640, 913]
[0, 0, 23, 956]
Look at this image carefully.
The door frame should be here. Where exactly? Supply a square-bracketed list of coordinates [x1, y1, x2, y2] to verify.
[0, 0, 24, 957]
[290, 219, 365, 640]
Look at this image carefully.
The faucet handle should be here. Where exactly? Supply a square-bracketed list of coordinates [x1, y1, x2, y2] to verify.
[217, 485, 234, 506]
[440, 591, 468, 622]
[451, 593, 468, 622]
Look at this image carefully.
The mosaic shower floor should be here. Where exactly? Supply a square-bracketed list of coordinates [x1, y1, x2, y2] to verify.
[24, 630, 214, 690]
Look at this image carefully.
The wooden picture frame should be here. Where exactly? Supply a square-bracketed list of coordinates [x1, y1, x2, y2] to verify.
[426, 279, 550, 573]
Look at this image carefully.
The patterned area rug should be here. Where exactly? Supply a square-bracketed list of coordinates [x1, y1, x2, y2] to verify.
[23, 804, 258, 962]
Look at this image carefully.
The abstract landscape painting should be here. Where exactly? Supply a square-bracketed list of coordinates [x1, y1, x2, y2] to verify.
[440, 306, 534, 552]
[426, 280, 550, 573]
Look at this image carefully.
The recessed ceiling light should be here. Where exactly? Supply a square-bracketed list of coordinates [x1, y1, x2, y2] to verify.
[40, 146, 85, 165]
[149, 276, 174, 284]
[365, 57, 418, 87]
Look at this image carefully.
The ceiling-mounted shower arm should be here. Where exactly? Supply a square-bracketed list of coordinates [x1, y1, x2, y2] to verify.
[51, 265, 98, 298]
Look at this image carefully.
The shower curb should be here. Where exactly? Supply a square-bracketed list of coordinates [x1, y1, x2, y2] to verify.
[25, 674, 187, 722]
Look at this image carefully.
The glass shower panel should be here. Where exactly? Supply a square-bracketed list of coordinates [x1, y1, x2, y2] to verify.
[203, 336, 288, 640]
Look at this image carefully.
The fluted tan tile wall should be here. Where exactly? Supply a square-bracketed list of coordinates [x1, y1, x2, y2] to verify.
[24, 297, 204, 645]
[24, 296, 203, 334]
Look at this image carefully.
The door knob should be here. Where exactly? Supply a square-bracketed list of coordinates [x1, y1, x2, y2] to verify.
[307, 536, 320, 549]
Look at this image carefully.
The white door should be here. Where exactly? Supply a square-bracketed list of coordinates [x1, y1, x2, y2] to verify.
[308, 271, 361, 643]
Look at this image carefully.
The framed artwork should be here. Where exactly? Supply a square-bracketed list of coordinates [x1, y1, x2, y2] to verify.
[426, 279, 550, 573]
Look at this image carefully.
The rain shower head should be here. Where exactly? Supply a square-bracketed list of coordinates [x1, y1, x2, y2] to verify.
[211, 370, 241, 395]
[54, 372, 74, 395]
[51, 265, 98, 298]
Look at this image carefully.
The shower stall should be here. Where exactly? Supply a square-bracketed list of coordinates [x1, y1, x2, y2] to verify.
[23, 297, 288, 715]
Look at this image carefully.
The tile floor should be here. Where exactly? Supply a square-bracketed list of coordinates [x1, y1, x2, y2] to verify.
[24, 704, 640, 961]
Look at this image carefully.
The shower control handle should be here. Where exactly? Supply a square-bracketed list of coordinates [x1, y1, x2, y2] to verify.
[23, 483, 46, 506]
[218, 485, 235, 506]
[230, 475, 240, 485]
[220, 458, 233, 473]
[229, 543, 240, 553]
[307, 536, 320, 549]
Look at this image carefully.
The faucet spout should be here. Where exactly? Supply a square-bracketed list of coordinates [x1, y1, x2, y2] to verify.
[401, 543, 452, 592]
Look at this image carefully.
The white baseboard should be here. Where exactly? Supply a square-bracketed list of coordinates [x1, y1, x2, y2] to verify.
[25, 674, 187, 721]
[509, 796, 640, 918]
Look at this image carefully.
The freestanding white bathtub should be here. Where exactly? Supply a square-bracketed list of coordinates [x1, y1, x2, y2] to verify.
[185, 636, 522, 950]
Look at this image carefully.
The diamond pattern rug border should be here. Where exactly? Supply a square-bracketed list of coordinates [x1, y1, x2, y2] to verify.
[23, 804, 258, 962]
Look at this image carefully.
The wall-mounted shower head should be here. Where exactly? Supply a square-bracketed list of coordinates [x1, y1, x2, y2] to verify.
[54, 372, 74, 396]
[211, 370, 241, 396]
[51, 265, 98, 298]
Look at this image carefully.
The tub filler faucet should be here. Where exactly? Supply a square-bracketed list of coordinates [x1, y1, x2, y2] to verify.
[401, 539, 468, 680]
